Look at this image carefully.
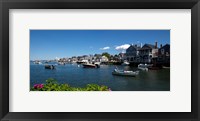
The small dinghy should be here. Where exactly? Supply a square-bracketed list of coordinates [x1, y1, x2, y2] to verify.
[112, 69, 139, 77]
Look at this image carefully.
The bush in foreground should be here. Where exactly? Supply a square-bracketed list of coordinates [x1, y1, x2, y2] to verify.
[31, 78, 111, 91]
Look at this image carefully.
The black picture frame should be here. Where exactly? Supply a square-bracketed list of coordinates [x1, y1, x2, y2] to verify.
[0, 0, 199, 121]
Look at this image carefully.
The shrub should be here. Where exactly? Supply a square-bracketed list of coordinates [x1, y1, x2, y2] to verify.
[31, 78, 111, 91]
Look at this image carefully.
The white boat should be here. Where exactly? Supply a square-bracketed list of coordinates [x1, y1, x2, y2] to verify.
[137, 64, 152, 71]
[58, 62, 65, 65]
[122, 60, 130, 66]
[112, 69, 139, 77]
[77, 60, 88, 64]
[34, 61, 42, 64]
[82, 62, 100, 68]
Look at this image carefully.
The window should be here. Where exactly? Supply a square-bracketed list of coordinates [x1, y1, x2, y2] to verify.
[161, 49, 165, 54]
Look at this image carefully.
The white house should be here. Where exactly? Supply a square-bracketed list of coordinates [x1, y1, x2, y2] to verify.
[101, 56, 109, 62]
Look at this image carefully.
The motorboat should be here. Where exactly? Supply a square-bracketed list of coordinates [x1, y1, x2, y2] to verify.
[112, 69, 139, 77]
[45, 65, 56, 69]
[82, 62, 100, 68]
[122, 60, 130, 66]
[138, 64, 152, 71]
[58, 62, 65, 65]
[77, 60, 88, 64]
[34, 61, 42, 64]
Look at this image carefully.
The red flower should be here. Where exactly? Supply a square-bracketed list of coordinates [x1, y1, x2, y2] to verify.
[34, 84, 44, 89]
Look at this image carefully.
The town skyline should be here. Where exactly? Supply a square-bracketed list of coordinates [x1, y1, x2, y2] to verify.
[30, 30, 170, 60]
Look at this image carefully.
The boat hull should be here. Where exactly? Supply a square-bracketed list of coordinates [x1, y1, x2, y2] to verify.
[138, 67, 148, 71]
[137, 64, 152, 71]
[82, 64, 100, 68]
[112, 72, 137, 77]
[112, 70, 139, 77]
[45, 65, 55, 69]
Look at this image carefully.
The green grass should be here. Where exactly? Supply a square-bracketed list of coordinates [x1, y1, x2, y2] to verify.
[31, 78, 111, 91]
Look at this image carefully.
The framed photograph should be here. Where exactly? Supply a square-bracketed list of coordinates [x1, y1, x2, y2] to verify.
[0, 0, 199, 121]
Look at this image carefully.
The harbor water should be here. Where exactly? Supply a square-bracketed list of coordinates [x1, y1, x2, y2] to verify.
[30, 62, 170, 91]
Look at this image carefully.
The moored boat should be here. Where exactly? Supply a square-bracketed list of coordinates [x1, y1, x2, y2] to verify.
[122, 60, 130, 66]
[138, 64, 153, 71]
[77, 61, 85, 64]
[34, 61, 42, 64]
[58, 62, 65, 65]
[112, 69, 139, 77]
[82, 63, 100, 68]
[77, 60, 88, 64]
[45, 65, 56, 69]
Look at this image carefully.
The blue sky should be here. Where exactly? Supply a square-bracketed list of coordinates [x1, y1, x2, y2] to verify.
[30, 30, 170, 60]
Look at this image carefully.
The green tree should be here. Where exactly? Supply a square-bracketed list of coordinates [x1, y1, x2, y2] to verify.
[102, 52, 110, 59]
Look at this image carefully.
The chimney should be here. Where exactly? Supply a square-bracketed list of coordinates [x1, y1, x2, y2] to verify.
[135, 44, 137, 47]
[160, 44, 162, 48]
[155, 41, 158, 48]
[140, 43, 143, 48]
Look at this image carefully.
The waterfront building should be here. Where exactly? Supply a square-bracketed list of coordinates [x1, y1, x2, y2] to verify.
[125, 44, 141, 63]
[109, 55, 114, 62]
[158, 44, 170, 64]
[101, 56, 109, 62]
[83, 55, 92, 62]
[113, 54, 121, 62]
[71, 56, 78, 62]
[88, 55, 96, 62]
[77, 56, 84, 61]
[138, 42, 158, 63]
[118, 52, 125, 60]
[94, 54, 102, 62]
[82, 55, 89, 60]
[125, 42, 162, 64]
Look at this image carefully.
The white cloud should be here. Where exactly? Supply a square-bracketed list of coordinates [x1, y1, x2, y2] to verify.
[100, 46, 110, 50]
[115, 44, 130, 50]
